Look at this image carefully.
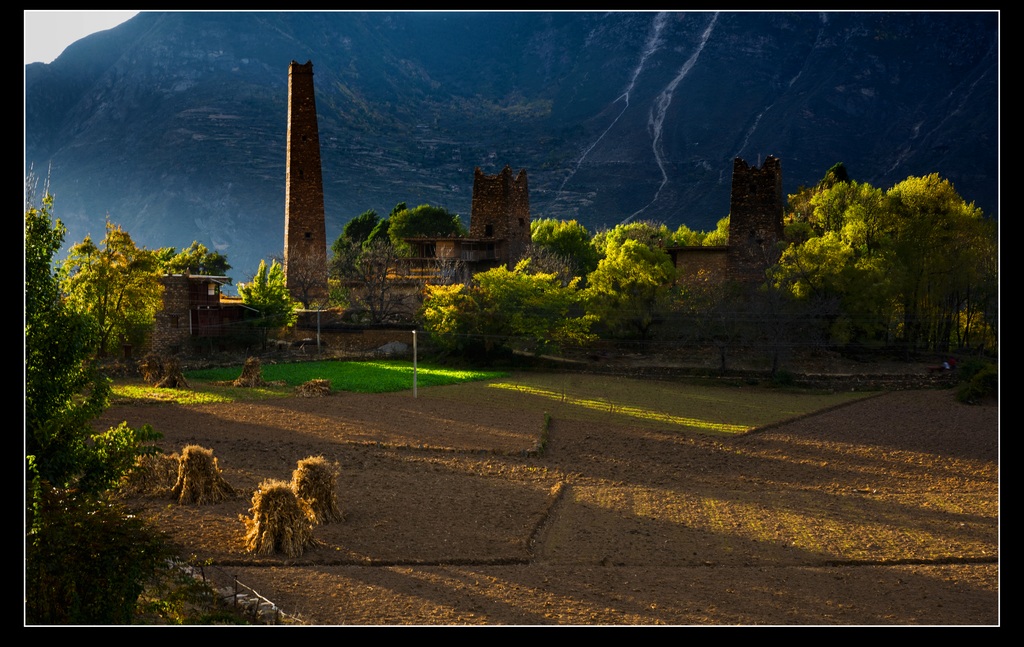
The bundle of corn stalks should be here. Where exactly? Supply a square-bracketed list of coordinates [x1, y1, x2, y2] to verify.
[139, 354, 164, 385]
[155, 357, 190, 389]
[292, 456, 343, 523]
[170, 444, 236, 504]
[242, 479, 319, 557]
[233, 356, 266, 388]
[295, 379, 331, 398]
[115, 452, 180, 498]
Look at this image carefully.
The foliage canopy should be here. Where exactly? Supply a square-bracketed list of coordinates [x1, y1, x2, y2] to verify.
[61, 221, 164, 356]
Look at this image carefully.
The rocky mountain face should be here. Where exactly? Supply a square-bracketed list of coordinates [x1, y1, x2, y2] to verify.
[25, 11, 999, 285]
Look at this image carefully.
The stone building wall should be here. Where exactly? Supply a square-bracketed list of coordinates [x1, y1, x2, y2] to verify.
[149, 275, 192, 355]
[284, 60, 328, 301]
[727, 156, 784, 284]
[469, 165, 531, 263]
[671, 246, 729, 283]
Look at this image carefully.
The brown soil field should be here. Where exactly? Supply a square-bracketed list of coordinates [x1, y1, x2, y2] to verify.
[100, 371, 999, 626]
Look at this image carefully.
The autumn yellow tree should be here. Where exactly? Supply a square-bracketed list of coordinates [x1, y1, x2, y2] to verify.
[61, 221, 164, 356]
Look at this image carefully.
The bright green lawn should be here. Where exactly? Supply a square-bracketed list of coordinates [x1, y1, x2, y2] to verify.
[183, 360, 507, 392]
[110, 360, 508, 405]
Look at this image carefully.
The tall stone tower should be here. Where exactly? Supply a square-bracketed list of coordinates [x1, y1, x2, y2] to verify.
[469, 165, 531, 264]
[284, 60, 328, 304]
[727, 156, 784, 284]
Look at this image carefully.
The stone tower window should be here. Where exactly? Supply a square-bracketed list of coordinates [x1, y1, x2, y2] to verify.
[485, 224, 494, 237]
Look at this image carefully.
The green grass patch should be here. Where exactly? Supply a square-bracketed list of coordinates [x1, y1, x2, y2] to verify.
[111, 360, 509, 405]
[110, 382, 292, 405]
[184, 360, 507, 393]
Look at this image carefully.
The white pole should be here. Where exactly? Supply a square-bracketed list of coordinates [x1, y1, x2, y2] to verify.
[412, 330, 418, 398]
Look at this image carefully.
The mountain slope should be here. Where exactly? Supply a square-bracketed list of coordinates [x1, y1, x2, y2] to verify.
[25, 11, 999, 284]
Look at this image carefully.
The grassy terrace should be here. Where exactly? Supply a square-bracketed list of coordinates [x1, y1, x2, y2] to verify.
[110, 360, 875, 436]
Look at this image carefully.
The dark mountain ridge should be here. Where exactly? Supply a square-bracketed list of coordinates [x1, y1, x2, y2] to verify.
[25, 11, 999, 285]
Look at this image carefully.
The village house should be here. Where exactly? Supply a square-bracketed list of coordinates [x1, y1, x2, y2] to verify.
[147, 273, 246, 356]
[404, 164, 532, 284]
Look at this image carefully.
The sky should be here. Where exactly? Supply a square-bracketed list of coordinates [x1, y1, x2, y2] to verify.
[24, 10, 139, 66]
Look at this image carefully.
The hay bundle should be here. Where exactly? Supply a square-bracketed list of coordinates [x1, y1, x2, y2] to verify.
[295, 379, 331, 398]
[155, 356, 190, 389]
[233, 356, 266, 388]
[242, 479, 319, 557]
[292, 456, 343, 523]
[139, 354, 164, 385]
[116, 452, 180, 498]
[170, 444, 235, 504]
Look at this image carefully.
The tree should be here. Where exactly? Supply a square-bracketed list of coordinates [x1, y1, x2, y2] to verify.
[286, 245, 331, 309]
[350, 238, 416, 323]
[26, 190, 167, 624]
[343, 209, 380, 245]
[420, 259, 595, 358]
[157, 241, 231, 276]
[584, 238, 677, 340]
[61, 221, 164, 356]
[592, 221, 673, 257]
[885, 174, 996, 354]
[529, 218, 600, 279]
[772, 172, 997, 354]
[672, 216, 729, 247]
[702, 216, 730, 246]
[388, 203, 466, 251]
[331, 209, 380, 281]
[238, 259, 298, 349]
[365, 217, 392, 247]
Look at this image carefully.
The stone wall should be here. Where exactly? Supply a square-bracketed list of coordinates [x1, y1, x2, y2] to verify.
[727, 156, 784, 284]
[469, 165, 531, 263]
[284, 60, 328, 301]
[279, 323, 419, 354]
[149, 274, 192, 355]
[670, 246, 729, 281]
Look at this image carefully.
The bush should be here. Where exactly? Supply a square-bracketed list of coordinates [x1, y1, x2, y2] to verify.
[956, 361, 998, 404]
[26, 486, 174, 624]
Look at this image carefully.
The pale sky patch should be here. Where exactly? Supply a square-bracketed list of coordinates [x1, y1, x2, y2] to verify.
[24, 10, 139, 66]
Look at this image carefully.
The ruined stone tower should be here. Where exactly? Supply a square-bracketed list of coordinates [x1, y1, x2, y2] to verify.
[727, 156, 784, 284]
[469, 165, 531, 263]
[283, 60, 328, 303]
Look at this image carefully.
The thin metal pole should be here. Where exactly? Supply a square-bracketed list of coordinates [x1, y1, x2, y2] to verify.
[412, 330, 417, 398]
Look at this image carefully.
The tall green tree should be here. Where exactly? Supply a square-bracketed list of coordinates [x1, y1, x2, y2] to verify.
[885, 174, 995, 353]
[773, 172, 996, 353]
[592, 221, 674, 258]
[421, 259, 595, 357]
[332, 209, 381, 280]
[584, 238, 677, 340]
[238, 259, 297, 349]
[530, 218, 600, 278]
[26, 194, 161, 493]
[388, 203, 466, 251]
[61, 221, 164, 356]
[343, 209, 380, 244]
[157, 241, 231, 276]
[349, 238, 415, 324]
[26, 191, 167, 624]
